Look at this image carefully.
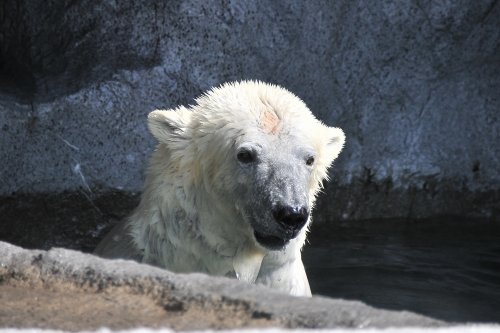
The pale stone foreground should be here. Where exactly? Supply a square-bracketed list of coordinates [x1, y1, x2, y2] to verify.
[1, 327, 500, 333]
[0, 241, 493, 332]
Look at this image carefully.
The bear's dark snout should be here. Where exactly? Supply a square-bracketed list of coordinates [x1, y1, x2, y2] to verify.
[272, 205, 309, 232]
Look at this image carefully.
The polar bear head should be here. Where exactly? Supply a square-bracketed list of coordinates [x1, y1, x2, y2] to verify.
[148, 81, 345, 251]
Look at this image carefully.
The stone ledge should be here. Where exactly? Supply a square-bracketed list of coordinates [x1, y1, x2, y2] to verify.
[1, 327, 500, 333]
[0, 241, 445, 331]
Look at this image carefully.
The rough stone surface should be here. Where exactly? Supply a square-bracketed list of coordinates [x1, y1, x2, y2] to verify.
[0, 241, 445, 331]
[0, 0, 499, 220]
[2, 328, 500, 333]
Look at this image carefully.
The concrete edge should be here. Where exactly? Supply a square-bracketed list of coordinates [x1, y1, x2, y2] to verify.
[0, 241, 448, 329]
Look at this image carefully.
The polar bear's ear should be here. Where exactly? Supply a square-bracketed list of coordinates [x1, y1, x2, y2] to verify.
[325, 127, 346, 161]
[148, 108, 191, 143]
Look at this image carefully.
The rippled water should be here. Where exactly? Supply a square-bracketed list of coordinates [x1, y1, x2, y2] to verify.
[303, 218, 500, 323]
[2, 193, 499, 323]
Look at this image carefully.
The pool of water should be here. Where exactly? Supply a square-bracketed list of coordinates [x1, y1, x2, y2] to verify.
[303, 218, 500, 323]
[1, 193, 499, 323]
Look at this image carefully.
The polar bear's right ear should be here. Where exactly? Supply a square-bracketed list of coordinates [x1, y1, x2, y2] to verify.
[148, 108, 191, 143]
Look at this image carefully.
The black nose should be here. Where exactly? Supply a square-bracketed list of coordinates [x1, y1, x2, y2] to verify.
[272, 205, 309, 230]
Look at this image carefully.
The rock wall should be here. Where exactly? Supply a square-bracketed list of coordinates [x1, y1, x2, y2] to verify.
[1, 0, 499, 220]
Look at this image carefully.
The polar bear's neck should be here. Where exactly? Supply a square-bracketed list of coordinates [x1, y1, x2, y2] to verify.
[128, 144, 249, 276]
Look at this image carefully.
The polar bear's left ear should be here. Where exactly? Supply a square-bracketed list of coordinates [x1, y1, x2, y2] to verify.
[325, 127, 346, 161]
[148, 108, 191, 144]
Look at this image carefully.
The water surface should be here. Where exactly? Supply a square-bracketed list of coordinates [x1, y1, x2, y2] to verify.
[2, 193, 499, 323]
[303, 218, 500, 323]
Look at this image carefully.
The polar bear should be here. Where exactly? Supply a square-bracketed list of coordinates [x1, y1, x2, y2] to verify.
[95, 81, 345, 296]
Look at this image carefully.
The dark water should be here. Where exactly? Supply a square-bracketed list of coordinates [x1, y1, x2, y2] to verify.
[1, 193, 500, 323]
[303, 218, 500, 323]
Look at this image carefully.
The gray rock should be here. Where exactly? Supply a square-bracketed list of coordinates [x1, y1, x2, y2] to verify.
[0, 0, 499, 220]
[0, 241, 445, 330]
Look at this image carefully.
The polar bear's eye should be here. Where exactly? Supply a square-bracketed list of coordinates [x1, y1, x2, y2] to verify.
[306, 156, 315, 166]
[237, 149, 255, 164]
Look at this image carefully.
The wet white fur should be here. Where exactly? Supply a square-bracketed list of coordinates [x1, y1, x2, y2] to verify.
[123, 81, 345, 296]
